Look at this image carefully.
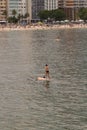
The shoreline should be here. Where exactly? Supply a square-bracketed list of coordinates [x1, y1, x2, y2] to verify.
[0, 24, 87, 31]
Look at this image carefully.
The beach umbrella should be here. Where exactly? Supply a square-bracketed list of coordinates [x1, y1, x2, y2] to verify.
[79, 19, 84, 22]
[64, 19, 69, 22]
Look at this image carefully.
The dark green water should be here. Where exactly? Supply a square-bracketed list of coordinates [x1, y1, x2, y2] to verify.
[0, 29, 87, 130]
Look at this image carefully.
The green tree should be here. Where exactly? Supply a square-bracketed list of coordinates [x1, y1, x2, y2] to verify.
[8, 16, 18, 23]
[7, 9, 18, 23]
[24, 13, 29, 18]
[38, 9, 66, 21]
[7, 17, 13, 23]
[17, 13, 21, 21]
[12, 9, 17, 17]
[38, 10, 50, 20]
[78, 8, 87, 20]
[52, 9, 66, 21]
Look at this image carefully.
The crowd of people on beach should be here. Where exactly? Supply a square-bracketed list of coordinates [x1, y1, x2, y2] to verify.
[0, 22, 87, 31]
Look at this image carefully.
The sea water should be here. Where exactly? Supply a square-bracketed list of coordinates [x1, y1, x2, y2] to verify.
[0, 28, 87, 130]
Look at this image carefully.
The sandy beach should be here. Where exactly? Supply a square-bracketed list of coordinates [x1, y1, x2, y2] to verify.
[0, 23, 87, 31]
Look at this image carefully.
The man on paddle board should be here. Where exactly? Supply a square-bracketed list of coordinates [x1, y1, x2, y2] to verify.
[37, 64, 50, 80]
[45, 64, 50, 78]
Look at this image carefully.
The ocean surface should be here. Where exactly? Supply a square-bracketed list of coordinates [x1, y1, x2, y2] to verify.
[0, 28, 87, 130]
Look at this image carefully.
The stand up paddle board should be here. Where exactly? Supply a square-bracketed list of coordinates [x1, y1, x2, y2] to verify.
[37, 77, 50, 81]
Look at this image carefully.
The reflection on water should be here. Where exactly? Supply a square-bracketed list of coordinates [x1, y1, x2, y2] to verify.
[44, 81, 50, 92]
[45, 81, 50, 88]
[0, 29, 87, 130]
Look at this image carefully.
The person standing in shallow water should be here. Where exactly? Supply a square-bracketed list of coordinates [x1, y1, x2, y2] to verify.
[45, 64, 50, 78]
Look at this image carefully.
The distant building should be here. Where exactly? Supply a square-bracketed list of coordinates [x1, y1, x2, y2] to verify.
[44, 0, 58, 10]
[31, 0, 58, 21]
[7, 0, 19, 17]
[1, 0, 87, 22]
[0, 0, 7, 21]
[58, 0, 64, 8]
[58, 0, 87, 20]
[20, 0, 27, 16]
[32, 0, 44, 21]
[26, 0, 32, 22]
[7, 0, 27, 17]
